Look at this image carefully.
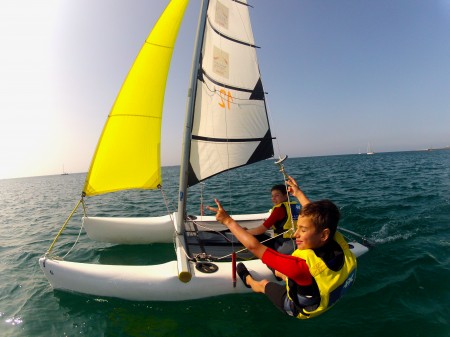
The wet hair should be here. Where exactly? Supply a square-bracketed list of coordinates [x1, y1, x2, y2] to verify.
[271, 184, 287, 195]
[300, 199, 340, 239]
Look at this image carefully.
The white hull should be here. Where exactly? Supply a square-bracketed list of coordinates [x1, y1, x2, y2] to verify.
[38, 242, 368, 301]
[83, 212, 269, 244]
[39, 257, 276, 301]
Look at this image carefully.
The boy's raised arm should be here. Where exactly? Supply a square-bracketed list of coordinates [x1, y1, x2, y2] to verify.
[286, 176, 311, 206]
[208, 199, 268, 259]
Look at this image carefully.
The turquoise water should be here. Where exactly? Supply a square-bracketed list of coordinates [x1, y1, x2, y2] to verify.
[1, 151, 449, 336]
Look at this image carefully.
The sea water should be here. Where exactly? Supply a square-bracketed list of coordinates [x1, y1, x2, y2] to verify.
[0, 151, 449, 337]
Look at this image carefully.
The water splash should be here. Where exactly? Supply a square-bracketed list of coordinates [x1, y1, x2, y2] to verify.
[370, 222, 417, 244]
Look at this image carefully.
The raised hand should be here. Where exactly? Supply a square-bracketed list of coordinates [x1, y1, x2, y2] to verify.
[286, 176, 300, 195]
[207, 198, 232, 225]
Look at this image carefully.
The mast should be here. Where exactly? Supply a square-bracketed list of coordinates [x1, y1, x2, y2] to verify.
[176, 0, 209, 232]
[174, 0, 209, 282]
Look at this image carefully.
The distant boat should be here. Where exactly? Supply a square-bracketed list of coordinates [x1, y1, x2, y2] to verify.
[61, 165, 69, 175]
[367, 143, 375, 155]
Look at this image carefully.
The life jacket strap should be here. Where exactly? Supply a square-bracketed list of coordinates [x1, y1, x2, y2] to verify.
[283, 293, 320, 317]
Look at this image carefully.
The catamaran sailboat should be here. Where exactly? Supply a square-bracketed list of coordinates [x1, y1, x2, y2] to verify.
[39, 0, 369, 301]
[367, 143, 375, 155]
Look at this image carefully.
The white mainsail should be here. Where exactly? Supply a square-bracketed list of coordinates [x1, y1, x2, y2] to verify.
[187, 0, 273, 186]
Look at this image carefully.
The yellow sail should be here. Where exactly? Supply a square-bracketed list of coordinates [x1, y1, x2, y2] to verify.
[83, 0, 189, 196]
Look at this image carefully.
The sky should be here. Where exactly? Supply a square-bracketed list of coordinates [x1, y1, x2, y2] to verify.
[0, 0, 449, 180]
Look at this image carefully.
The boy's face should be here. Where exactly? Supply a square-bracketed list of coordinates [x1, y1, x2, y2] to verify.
[271, 190, 287, 205]
[294, 215, 328, 250]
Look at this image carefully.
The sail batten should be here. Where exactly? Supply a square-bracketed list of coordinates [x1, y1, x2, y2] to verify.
[201, 70, 264, 94]
[83, 0, 189, 197]
[207, 17, 260, 48]
[192, 135, 271, 143]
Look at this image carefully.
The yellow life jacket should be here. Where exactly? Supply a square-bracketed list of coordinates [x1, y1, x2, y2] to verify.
[286, 232, 357, 319]
[271, 201, 300, 238]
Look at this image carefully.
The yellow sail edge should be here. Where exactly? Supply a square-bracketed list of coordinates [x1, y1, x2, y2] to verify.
[83, 0, 189, 197]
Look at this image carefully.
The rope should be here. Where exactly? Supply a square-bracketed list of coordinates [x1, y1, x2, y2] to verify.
[200, 182, 205, 216]
[81, 197, 87, 216]
[62, 218, 85, 259]
[216, 229, 290, 261]
[275, 156, 297, 252]
[189, 219, 233, 242]
[186, 216, 291, 261]
[159, 184, 184, 261]
[253, 156, 295, 253]
[45, 197, 84, 256]
[158, 184, 175, 226]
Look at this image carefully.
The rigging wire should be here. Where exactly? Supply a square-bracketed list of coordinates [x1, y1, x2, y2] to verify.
[62, 220, 85, 259]
[187, 218, 289, 261]
[274, 155, 297, 252]
[44, 197, 86, 257]
[158, 184, 175, 226]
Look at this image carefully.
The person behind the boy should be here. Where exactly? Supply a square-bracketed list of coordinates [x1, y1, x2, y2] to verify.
[207, 176, 357, 319]
[247, 184, 300, 255]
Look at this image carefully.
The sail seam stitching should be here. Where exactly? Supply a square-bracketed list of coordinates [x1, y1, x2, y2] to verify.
[109, 114, 161, 119]
[144, 41, 173, 50]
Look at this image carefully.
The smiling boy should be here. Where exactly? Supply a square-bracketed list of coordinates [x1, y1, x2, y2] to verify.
[208, 176, 357, 319]
[246, 184, 300, 254]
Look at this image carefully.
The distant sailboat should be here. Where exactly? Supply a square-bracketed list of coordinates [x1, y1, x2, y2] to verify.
[61, 165, 69, 175]
[367, 143, 375, 155]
